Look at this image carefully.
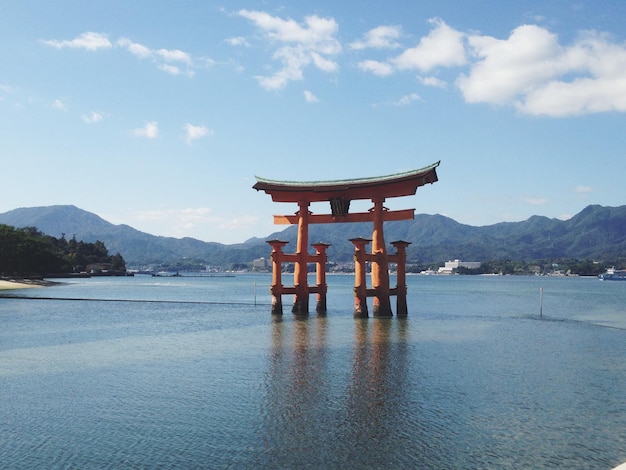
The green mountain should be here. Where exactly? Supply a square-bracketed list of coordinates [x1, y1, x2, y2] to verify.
[0, 204, 625, 266]
[0, 205, 264, 267]
[262, 205, 626, 264]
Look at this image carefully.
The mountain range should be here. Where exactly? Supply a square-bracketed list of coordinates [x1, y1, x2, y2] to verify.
[1, 204, 625, 267]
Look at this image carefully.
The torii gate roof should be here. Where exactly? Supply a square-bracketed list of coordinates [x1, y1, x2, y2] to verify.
[253, 161, 440, 203]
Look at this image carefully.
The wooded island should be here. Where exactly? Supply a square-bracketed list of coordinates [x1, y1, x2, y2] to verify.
[0, 224, 126, 277]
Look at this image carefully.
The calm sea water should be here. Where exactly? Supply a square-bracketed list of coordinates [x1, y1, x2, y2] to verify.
[1, 274, 626, 469]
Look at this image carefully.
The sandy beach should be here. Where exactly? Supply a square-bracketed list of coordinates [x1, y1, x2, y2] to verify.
[0, 279, 50, 290]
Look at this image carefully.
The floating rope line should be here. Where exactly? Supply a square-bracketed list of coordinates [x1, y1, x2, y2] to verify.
[0, 294, 270, 306]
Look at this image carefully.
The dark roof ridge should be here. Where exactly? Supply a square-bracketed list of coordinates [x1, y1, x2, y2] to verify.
[254, 161, 440, 188]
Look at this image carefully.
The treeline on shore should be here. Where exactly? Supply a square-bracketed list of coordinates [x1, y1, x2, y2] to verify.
[0, 224, 126, 277]
[1, 222, 618, 278]
[267, 258, 613, 276]
[380, 259, 610, 276]
[129, 255, 615, 276]
[433, 259, 613, 276]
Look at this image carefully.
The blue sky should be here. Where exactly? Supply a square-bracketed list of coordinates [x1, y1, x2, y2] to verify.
[1, 1, 625, 244]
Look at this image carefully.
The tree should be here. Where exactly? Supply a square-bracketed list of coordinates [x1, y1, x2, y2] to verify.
[0, 224, 126, 276]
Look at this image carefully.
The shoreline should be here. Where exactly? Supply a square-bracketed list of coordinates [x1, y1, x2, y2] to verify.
[0, 278, 59, 290]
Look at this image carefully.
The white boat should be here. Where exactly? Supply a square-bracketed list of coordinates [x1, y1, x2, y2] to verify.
[152, 271, 181, 277]
[599, 267, 626, 281]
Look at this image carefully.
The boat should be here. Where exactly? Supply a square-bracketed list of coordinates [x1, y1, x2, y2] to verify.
[599, 267, 626, 281]
[152, 271, 181, 277]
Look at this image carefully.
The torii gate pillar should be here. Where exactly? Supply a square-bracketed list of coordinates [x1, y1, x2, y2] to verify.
[350, 237, 370, 318]
[292, 201, 310, 314]
[391, 240, 411, 317]
[312, 242, 330, 314]
[267, 239, 289, 315]
[371, 197, 393, 317]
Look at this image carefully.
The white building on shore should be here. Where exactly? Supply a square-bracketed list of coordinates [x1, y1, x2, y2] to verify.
[438, 259, 481, 274]
[253, 257, 269, 269]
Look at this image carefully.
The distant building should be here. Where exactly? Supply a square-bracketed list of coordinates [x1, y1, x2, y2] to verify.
[253, 257, 269, 269]
[86, 263, 112, 273]
[438, 259, 481, 274]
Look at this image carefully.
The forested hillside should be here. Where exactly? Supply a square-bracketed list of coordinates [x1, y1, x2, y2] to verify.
[1, 204, 625, 268]
[0, 224, 125, 277]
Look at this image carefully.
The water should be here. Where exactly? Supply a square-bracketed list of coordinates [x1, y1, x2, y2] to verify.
[1, 274, 626, 469]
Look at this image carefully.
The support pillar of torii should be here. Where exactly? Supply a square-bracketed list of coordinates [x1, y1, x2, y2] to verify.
[253, 161, 440, 316]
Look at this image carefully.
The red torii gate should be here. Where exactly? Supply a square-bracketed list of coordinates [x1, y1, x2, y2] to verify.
[253, 161, 440, 317]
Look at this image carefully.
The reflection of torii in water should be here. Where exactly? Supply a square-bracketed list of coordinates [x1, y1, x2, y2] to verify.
[253, 161, 440, 318]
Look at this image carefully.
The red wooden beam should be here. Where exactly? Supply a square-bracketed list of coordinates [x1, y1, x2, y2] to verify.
[273, 208, 415, 225]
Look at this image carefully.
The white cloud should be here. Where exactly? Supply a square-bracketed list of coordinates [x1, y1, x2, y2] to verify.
[310, 52, 338, 72]
[183, 123, 213, 144]
[356, 19, 465, 78]
[457, 25, 563, 105]
[304, 90, 319, 103]
[372, 92, 422, 108]
[419, 76, 447, 88]
[226, 36, 249, 47]
[256, 73, 293, 91]
[40, 18, 626, 119]
[118, 38, 152, 58]
[525, 197, 549, 205]
[392, 18, 466, 72]
[117, 37, 197, 76]
[126, 207, 259, 240]
[358, 59, 394, 76]
[238, 10, 339, 45]
[132, 121, 159, 139]
[457, 26, 626, 116]
[237, 9, 341, 90]
[52, 99, 67, 111]
[394, 93, 421, 106]
[156, 48, 192, 65]
[520, 76, 626, 116]
[158, 64, 180, 75]
[218, 214, 259, 231]
[42, 32, 112, 51]
[81, 111, 104, 123]
[130, 208, 215, 238]
[349, 25, 402, 50]
[575, 185, 593, 193]
[350, 18, 626, 117]
[44, 32, 212, 77]
[0, 85, 10, 102]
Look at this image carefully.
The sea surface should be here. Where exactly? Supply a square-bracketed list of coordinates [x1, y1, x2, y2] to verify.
[1, 274, 626, 469]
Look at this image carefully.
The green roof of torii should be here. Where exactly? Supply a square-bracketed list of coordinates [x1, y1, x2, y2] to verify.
[253, 161, 440, 203]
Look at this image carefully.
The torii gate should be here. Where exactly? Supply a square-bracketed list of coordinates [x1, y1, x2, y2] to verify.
[253, 161, 440, 318]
